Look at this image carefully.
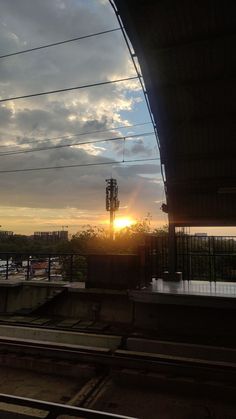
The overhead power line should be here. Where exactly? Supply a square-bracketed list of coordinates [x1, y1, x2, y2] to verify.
[0, 131, 155, 157]
[0, 28, 121, 59]
[0, 76, 138, 103]
[0, 157, 160, 174]
[0, 121, 152, 149]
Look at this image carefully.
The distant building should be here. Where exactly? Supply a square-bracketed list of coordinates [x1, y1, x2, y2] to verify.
[0, 231, 14, 239]
[194, 233, 208, 237]
[33, 230, 68, 242]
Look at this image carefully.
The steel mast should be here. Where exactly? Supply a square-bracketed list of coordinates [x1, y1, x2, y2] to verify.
[106, 178, 119, 240]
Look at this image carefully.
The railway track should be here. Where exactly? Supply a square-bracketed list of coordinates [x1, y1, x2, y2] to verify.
[0, 326, 235, 417]
[0, 332, 235, 384]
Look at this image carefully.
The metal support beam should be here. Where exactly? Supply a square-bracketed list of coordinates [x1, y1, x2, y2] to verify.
[168, 221, 176, 280]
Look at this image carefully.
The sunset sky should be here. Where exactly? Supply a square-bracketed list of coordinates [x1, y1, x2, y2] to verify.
[0, 0, 167, 234]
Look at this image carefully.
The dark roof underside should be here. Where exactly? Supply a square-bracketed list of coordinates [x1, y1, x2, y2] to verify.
[114, 0, 236, 226]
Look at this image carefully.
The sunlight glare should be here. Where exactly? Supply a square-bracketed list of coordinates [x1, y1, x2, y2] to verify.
[114, 217, 134, 230]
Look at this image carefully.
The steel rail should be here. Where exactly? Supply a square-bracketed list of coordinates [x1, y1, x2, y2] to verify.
[0, 336, 236, 382]
[0, 392, 136, 419]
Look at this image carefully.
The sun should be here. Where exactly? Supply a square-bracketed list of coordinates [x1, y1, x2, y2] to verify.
[114, 217, 134, 230]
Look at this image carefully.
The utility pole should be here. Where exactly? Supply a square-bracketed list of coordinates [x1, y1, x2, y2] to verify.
[106, 178, 119, 240]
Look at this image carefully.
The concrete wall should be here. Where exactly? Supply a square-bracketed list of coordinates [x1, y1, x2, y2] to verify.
[133, 302, 236, 341]
[0, 289, 7, 313]
[42, 290, 134, 325]
[0, 283, 64, 314]
[0, 284, 134, 326]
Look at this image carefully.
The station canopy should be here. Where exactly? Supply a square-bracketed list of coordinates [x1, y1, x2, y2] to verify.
[114, 0, 236, 226]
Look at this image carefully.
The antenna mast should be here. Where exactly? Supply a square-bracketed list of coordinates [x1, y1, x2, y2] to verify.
[106, 178, 119, 240]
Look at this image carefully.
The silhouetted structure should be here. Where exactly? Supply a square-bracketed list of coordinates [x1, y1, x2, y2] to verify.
[106, 178, 119, 240]
[114, 0, 236, 278]
[34, 230, 68, 242]
[0, 231, 13, 238]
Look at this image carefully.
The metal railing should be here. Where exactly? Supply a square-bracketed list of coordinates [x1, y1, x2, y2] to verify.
[146, 235, 236, 281]
[2, 236, 236, 284]
[0, 393, 137, 418]
[0, 252, 87, 282]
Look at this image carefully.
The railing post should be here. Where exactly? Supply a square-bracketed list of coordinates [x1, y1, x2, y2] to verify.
[187, 235, 190, 280]
[6, 255, 9, 280]
[70, 255, 73, 282]
[212, 236, 216, 281]
[181, 235, 185, 280]
[48, 256, 51, 282]
[26, 256, 30, 281]
[208, 237, 215, 281]
[190, 235, 193, 281]
[168, 221, 176, 280]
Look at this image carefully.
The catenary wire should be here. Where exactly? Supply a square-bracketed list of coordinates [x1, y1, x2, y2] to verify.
[0, 132, 155, 157]
[0, 157, 160, 174]
[0, 76, 138, 103]
[0, 28, 121, 59]
[0, 122, 152, 149]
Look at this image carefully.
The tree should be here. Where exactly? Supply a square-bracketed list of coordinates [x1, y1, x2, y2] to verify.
[70, 225, 108, 254]
[153, 224, 169, 235]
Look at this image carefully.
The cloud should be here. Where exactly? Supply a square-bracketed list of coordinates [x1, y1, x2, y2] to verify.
[0, 0, 164, 233]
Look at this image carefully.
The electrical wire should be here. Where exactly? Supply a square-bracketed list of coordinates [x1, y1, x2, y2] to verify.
[0, 76, 138, 103]
[0, 157, 160, 174]
[0, 131, 155, 157]
[0, 9, 161, 180]
[0, 28, 121, 59]
[0, 121, 152, 149]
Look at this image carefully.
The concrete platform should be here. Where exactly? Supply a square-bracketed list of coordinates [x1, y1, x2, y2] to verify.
[0, 324, 122, 349]
[66, 282, 127, 296]
[0, 279, 67, 287]
[130, 279, 236, 308]
[0, 279, 23, 287]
